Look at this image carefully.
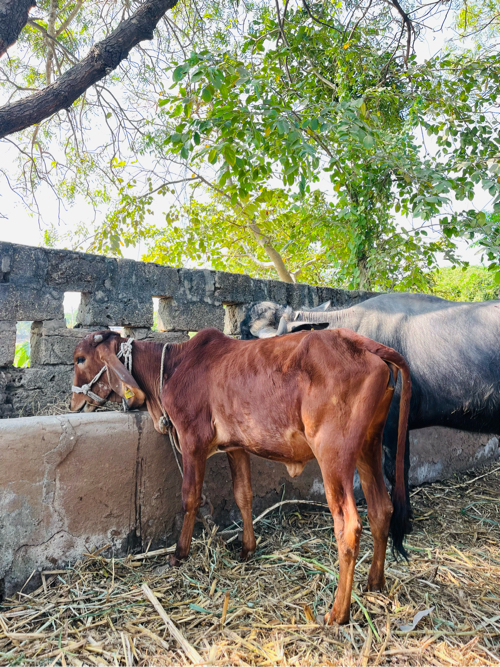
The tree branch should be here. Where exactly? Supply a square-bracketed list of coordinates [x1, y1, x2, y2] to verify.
[0, 0, 36, 57]
[0, 0, 179, 139]
[386, 0, 414, 64]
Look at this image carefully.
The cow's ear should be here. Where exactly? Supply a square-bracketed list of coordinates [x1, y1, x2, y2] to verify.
[97, 344, 146, 409]
[289, 322, 329, 333]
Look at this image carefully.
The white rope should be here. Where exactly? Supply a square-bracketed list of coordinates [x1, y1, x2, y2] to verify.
[118, 338, 133, 373]
[158, 343, 183, 478]
[72, 365, 108, 404]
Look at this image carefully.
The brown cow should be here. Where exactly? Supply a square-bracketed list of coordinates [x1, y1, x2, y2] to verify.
[71, 327, 411, 625]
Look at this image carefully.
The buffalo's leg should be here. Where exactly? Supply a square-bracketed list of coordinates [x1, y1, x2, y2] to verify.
[357, 436, 393, 591]
[171, 452, 207, 566]
[227, 449, 256, 560]
[317, 460, 362, 625]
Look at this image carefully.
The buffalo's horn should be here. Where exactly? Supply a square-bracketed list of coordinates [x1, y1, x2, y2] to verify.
[309, 301, 331, 312]
[277, 316, 289, 336]
[256, 326, 278, 338]
[93, 334, 103, 343]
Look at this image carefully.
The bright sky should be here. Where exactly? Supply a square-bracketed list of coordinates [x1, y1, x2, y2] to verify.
[0, 11, 489, 269]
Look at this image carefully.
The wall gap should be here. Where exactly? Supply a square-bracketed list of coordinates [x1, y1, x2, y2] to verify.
[64, 292, 82, 329]
[152, 297, 160, 332]
[15, 321, 32, 367]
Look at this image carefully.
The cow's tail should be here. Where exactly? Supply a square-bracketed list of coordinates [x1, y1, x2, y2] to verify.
[365, 340, 412, 560]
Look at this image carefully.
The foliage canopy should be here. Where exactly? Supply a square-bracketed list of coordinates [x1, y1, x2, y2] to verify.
[2, 0, 500, 290]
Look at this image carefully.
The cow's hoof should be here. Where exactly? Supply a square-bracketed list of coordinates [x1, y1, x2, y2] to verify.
[324, 608, 350, 625]
[367, 577, 385, 592]
[240, 547, 256, 562]
[169, 555, 182, 567]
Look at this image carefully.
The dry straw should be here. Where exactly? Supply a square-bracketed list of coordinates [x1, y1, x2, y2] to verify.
[1, 461, 499, 666]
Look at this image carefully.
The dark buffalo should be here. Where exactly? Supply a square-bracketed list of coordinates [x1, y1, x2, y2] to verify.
[241, 292, 500, 501]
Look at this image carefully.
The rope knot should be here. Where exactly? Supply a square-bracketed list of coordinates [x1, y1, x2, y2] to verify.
[121, 339, 133, 355]
[119, 338, 134, 372]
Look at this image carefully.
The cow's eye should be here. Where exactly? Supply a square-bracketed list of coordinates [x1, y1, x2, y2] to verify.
[76, 357, 85, 364]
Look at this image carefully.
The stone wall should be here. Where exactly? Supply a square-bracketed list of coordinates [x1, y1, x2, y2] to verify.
[0, 241, 374, 418]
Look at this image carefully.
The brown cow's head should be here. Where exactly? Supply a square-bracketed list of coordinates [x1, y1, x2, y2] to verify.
[70, 331, 146, 413]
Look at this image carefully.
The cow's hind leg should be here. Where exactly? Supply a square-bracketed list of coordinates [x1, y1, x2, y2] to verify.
[357, 429, 393, 592]
[317, 458, 362, 625]
[227, 449, 256, 560]
[171, 452, 207, 566]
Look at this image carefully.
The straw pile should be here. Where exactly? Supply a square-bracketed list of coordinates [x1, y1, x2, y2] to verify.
[1, 461, 499, 666]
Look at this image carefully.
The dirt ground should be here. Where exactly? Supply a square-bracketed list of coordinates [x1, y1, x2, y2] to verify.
[1, 460, 499, 666]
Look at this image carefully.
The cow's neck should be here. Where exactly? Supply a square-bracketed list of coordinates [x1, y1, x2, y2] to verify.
[124, 337, 196, 421]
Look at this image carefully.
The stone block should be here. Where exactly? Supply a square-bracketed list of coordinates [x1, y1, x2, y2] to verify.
[0, 321, 16, 366]
[250, 278, 269, 303]
[0, 284, 64, 321]
[7, 244, 49, 286]
[21, 365, 73, 392]
[143, 263, 180, 298]
[77, 291, 153, 328]
[158, 298, 224, 332]
[288, 283, 320, 309]
[9, 365, 74, 417]
[214, 271, 255, 304]
[224, 304, 247, 336]
[266, 280, 289, 305]
[30, 322, 88, 366]
[0, 245, 12, 283]
[46, 249, 117, 292]
[178, 268, 218, 304]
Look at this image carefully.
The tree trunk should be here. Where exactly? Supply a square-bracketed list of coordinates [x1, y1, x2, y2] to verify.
[356, 254, 370, 291]
[0, 0, 36, 57]
[249, 222, 294, 283]
[0, 0, 179, 139]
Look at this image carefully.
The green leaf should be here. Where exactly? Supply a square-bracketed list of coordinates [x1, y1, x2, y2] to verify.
[223, 145, 236, 166]
[173, 65, 188, 82]
[362, 135, 375, 149]
[201, 87, 213, 102]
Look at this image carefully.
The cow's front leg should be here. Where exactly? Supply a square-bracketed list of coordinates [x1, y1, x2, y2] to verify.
[227, 449, 256, 560]
[170, 451, 207, 566]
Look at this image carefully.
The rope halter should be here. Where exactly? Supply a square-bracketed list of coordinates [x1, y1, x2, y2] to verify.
[72, 337, 134, 405]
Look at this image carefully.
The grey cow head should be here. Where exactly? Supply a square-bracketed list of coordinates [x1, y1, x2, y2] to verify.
[240, 300, 331, 339]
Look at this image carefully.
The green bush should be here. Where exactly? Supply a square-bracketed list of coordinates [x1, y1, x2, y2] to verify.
[14, 341, 30, 368]
[430, 266, 498, 302]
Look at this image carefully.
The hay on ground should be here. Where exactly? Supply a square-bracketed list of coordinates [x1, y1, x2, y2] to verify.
[1, 461, 500, 666]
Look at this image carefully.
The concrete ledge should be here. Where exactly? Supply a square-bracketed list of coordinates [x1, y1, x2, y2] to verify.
[0, 413, 498, 598]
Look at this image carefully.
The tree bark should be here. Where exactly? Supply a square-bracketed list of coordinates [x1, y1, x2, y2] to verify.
[0, 0, 36, 58]
[0, 0, 179, 139]
[249, 222, 294, 283]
